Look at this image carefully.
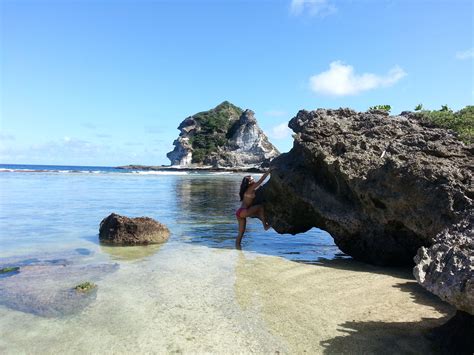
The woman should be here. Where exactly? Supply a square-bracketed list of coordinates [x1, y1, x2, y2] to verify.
[235, 170, 271, 247]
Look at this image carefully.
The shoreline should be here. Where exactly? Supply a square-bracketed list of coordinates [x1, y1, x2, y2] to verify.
[0, 245, 455, 354]
[116, 164, 267, 173]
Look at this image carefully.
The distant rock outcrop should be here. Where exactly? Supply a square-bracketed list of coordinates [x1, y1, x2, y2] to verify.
[167, 101, 279, 169]
[99, 213, 170, 245]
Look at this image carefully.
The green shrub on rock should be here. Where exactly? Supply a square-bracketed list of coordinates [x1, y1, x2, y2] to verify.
[416, 105, 473, 144]
[369, 105, 392, 113]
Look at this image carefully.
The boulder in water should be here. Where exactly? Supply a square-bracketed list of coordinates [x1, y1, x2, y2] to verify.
[99, 213, 170, 245]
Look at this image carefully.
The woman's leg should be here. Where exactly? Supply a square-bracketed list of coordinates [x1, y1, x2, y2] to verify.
[236, 217, 247, 248]
[243, 205, 270, 230]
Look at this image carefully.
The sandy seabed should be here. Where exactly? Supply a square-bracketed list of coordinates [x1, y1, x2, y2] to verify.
[0, 242, 453, 354]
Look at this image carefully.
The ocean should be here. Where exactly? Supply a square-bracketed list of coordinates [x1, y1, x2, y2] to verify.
[0, 164, 340, 260]
[0, 164, 451, 353]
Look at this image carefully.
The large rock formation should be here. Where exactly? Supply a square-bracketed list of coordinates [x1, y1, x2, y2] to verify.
[167, 101, 279, 169]
[260, 108, 472, 266]
[256, 107, 473, 351]
[99, 213, 170, 245]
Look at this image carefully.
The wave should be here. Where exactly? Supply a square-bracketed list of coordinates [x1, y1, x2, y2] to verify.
[0, 168, 192, 176]
[129, 171, 189, 175]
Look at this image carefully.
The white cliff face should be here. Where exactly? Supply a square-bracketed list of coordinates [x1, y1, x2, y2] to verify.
[166, 118, 198, 166]
[166, 103, 279, 169]
[167, 137, 193, 166]
[225, 110, 279, 166]
[233, 124, 259, 150]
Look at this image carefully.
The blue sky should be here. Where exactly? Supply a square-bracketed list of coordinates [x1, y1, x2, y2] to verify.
[1, 0, 472, 166]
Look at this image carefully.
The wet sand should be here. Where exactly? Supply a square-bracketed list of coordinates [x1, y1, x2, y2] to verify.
[0, 243, 454, 354]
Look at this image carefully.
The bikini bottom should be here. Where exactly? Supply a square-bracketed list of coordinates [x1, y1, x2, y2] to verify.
[235, 207, 247, 218]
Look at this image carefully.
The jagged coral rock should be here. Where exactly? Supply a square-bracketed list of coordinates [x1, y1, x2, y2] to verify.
[414, 223, 473, 314]
[260, 108, 473, 266]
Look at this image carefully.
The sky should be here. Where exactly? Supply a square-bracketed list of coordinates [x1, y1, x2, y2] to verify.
[0, 0, 473, 166]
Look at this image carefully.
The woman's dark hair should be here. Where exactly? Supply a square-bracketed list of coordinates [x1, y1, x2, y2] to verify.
[239, 176, 251, 201]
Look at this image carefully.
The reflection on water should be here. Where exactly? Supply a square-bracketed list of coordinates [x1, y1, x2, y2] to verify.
[99, 243, 164, 261]
[0, 172, 344, 264]
[173, 175, 346, 263]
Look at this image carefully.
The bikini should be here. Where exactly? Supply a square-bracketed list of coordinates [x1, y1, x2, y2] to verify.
[235, 207, 247, 218]
[235, 191, 256, 218]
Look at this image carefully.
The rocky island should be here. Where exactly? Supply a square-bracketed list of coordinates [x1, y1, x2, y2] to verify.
[118, 102, 279, 172]
[166, 101, 279, 169]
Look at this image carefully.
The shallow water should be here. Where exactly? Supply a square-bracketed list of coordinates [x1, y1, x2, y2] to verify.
[0, 170, 453, 353]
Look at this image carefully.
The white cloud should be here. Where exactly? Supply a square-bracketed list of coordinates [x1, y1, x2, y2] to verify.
[290, 0, 337, 17]
[269, 122, 292, 140]
[309, 61, 407, 96]
[264, 110, 288, 118]
[456, 48, 474, 60]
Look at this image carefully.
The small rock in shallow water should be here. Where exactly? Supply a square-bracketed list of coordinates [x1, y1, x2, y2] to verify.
[0, 253, 118, 317]
[0, 266, 20, 274]
[74, 282, 97, 293]
[99, 213, 170, 245]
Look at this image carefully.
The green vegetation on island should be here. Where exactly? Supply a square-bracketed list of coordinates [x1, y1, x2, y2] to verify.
[74, 282, 97, 293]
[416, 105, 473, 144]
[0, 266, 20, 274]
[189, 101, 243, 163]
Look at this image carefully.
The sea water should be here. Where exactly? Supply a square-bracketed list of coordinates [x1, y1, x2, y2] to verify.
[0, 164, 341, 261]
[0, 165, 452, 353]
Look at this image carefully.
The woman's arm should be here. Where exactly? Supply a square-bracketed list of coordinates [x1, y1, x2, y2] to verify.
[252, 170, 271, 190]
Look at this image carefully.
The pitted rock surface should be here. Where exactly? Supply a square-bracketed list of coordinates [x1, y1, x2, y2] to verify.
[414, 223, 473, 314]
[260, 108, 473, 266]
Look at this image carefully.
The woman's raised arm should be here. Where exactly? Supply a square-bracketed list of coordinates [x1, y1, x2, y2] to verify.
[252, 170, 271, 190]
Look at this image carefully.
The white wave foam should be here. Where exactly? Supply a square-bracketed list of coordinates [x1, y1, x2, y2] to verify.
[129, 171, 189, 175]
